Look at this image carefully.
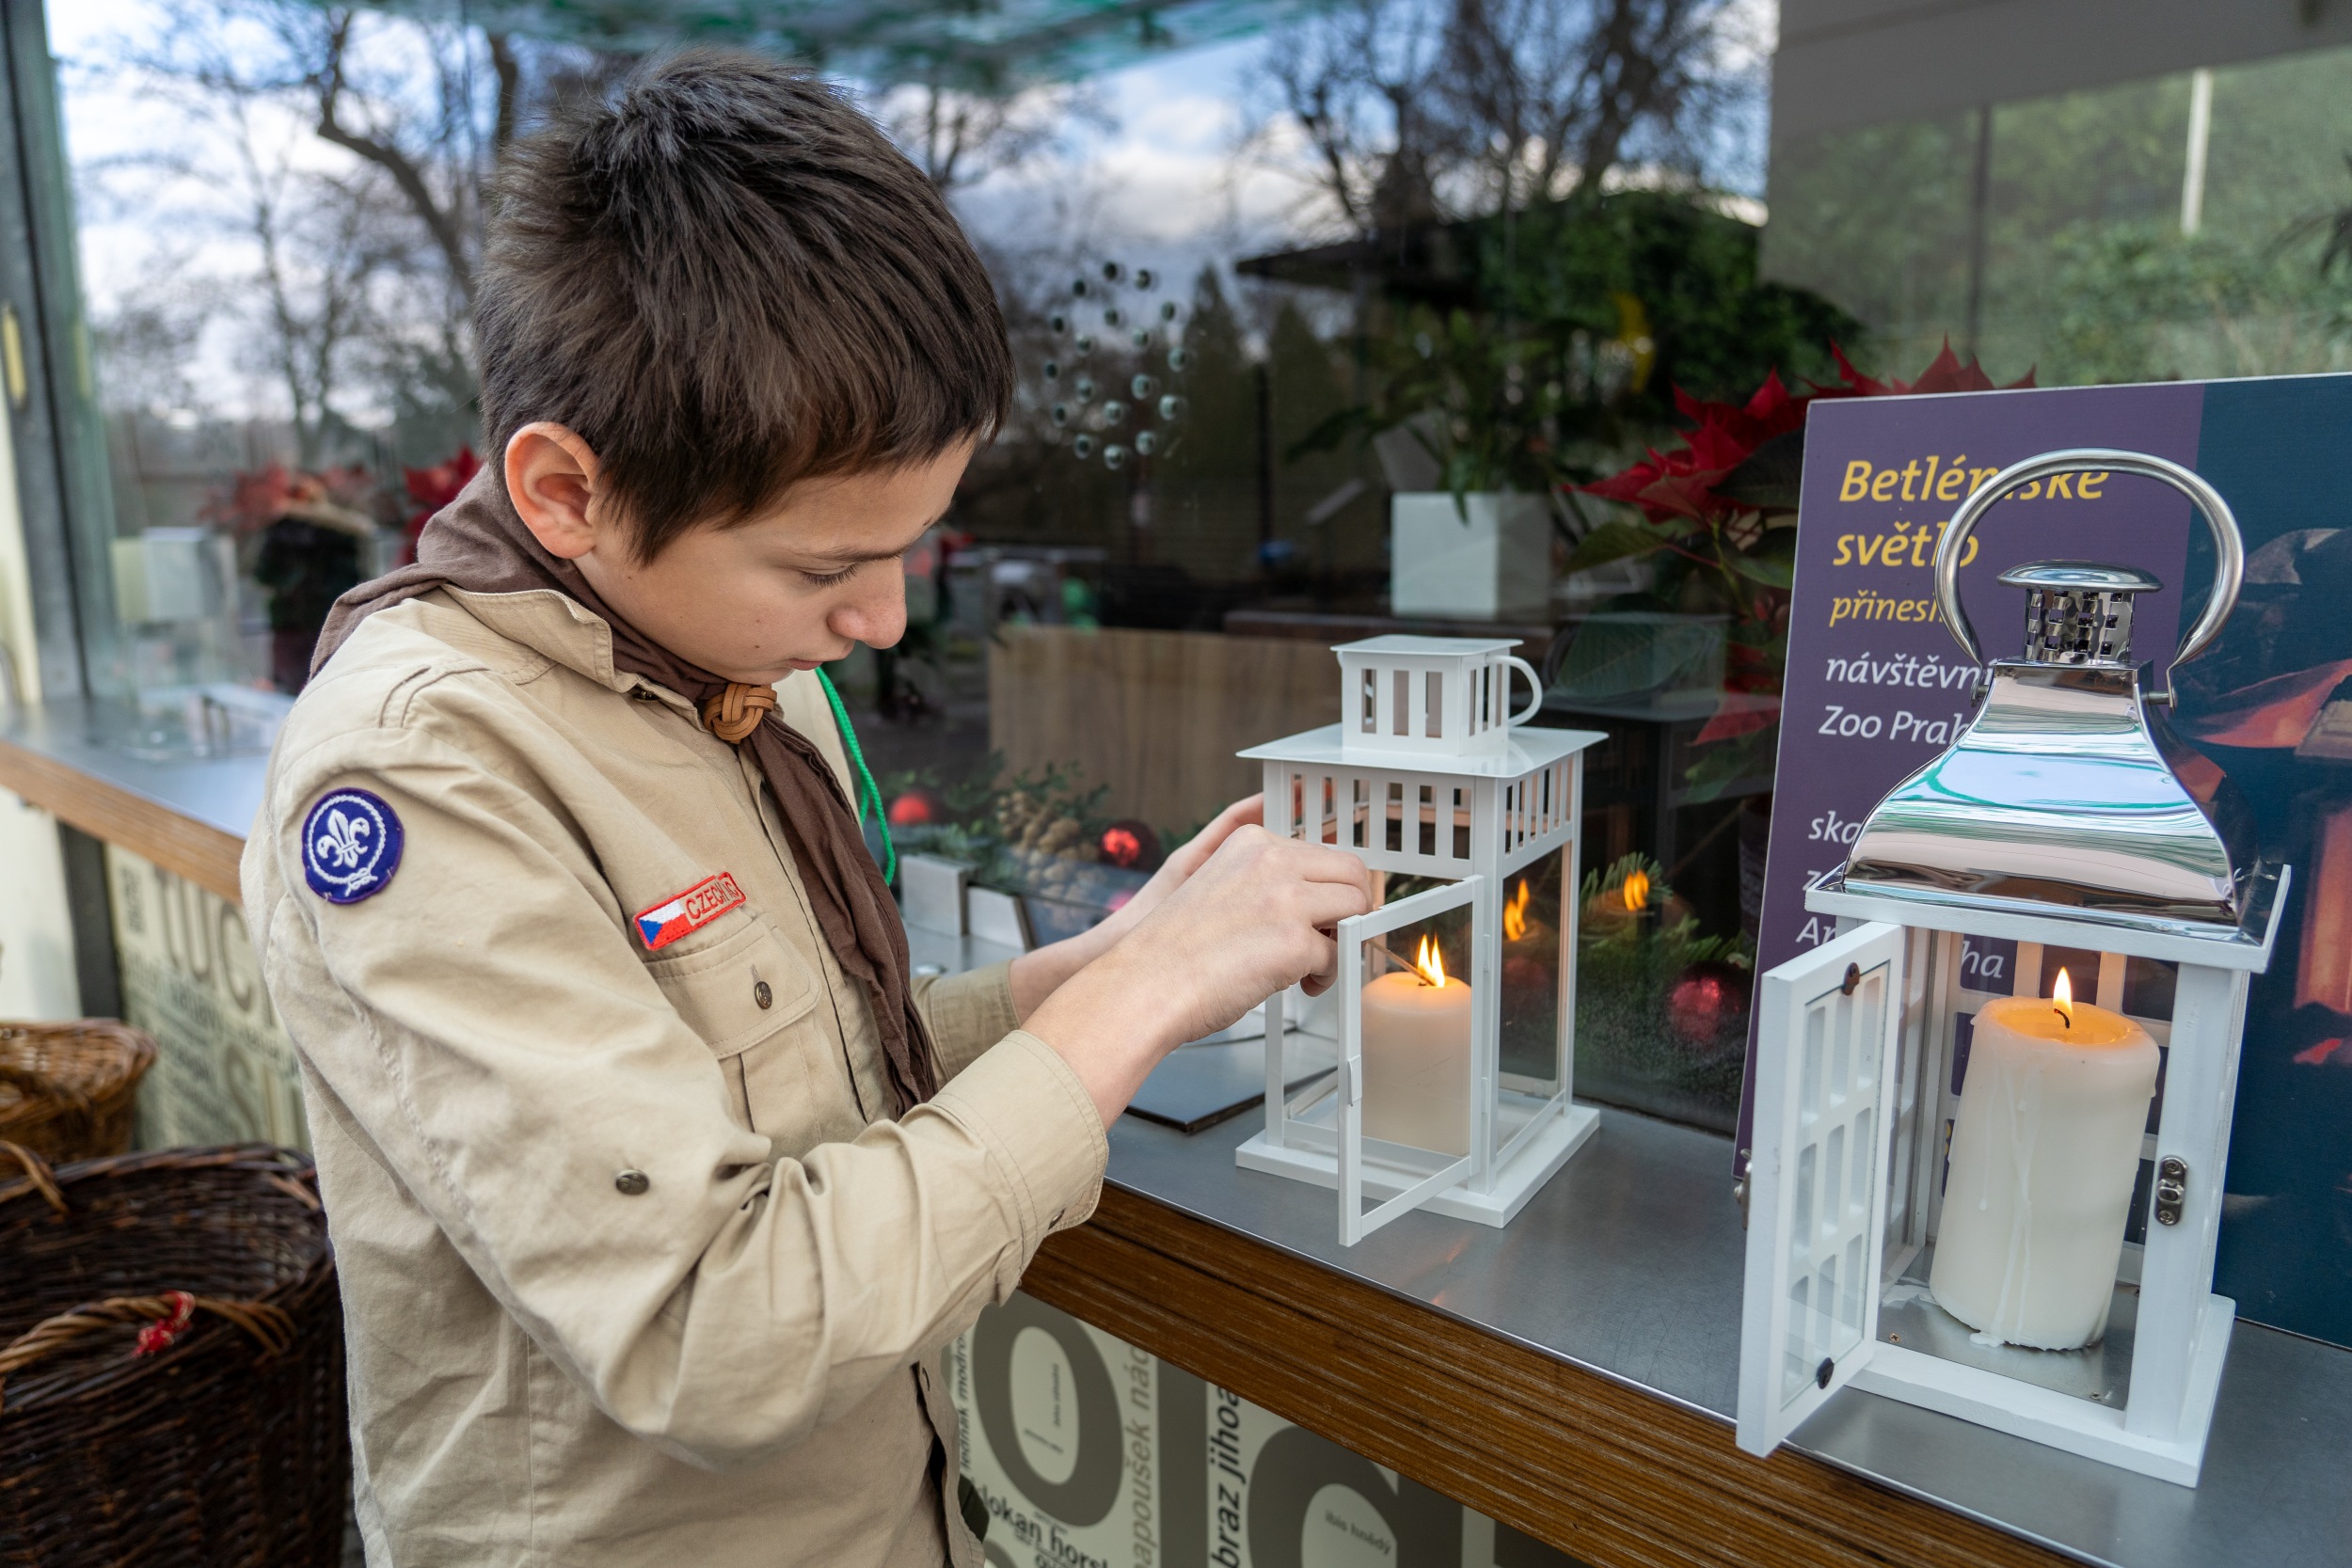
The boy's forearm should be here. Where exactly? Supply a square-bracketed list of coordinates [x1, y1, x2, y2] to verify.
[1007, 923, 1119, 1022]
[1022, 943, 1189, 1129]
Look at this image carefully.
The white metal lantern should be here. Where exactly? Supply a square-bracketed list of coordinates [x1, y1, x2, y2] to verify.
[1234, 636, 1606, 1243]
[1737, 451, 2288, 1486]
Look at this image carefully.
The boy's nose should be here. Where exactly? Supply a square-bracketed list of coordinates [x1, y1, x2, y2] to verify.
[829, 571, 907, 650]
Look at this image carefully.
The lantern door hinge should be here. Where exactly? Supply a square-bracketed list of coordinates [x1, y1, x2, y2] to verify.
[2154, 1155, 2189, 1226]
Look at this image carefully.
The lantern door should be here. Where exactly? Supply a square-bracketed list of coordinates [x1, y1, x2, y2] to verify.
[1737, 920, 1906, 1458]
[1333, 876, 1483, 1244]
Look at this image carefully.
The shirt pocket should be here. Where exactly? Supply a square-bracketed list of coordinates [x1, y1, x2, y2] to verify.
[643, 916, 821, 1134]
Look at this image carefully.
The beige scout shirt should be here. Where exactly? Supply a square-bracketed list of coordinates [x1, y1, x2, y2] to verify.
[241, 586, 1107, 1568]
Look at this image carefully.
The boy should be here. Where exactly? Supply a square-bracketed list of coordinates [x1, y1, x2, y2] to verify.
[244, 53, 1369, 1568]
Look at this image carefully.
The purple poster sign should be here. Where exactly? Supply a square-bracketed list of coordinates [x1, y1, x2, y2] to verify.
[1732, 383, 2207, 1169]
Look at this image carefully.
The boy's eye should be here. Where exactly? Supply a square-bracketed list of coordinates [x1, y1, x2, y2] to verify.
[800, 562, 861, 588]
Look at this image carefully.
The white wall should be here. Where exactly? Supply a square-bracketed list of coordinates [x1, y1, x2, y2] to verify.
[0, 350, 83, 1022]
[0, 788, 77, 1019]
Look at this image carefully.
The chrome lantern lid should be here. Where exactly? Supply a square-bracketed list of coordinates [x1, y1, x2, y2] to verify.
[1835, 449, 2259, 933]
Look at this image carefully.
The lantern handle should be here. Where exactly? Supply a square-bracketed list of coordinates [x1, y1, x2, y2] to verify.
[1502, 656, 1545, 727]
[1931, 448, 2244, 707]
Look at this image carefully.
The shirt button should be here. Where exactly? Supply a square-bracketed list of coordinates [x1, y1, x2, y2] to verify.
[615, 1169, 650, 1196]
[754, 980, 773, 1009]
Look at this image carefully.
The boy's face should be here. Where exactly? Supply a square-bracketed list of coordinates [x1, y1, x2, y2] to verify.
[508, 425, 973, 686]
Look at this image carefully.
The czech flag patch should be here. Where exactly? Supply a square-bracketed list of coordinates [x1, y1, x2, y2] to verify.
[634, 873, 746, 951]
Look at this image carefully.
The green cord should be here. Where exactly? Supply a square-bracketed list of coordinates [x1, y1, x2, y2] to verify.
[816, 668, 895, 883]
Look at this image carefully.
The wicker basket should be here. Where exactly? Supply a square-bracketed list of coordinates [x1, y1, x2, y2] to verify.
[0, 1145, 348, 1568]
[0, 1021, 157, 1163]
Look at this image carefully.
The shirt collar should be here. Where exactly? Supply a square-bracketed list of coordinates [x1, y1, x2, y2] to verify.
[441, 586, 644, 696]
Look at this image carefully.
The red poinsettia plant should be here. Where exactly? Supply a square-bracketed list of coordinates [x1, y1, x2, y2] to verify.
[399, 447, 483, 564]
[200, 461, 378, 536]
[1565, 341, 2032, 796]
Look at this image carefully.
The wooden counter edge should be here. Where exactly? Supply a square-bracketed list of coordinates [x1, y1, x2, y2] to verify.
[0, 735, 246, 902]
[1026, 1185, 2074, 1568]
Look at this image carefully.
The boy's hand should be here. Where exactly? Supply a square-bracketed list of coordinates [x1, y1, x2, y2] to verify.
[1023, 826, 1373, 1129]
[1006, 795, 1263, 1019]
[1089, 794, 1263, 942]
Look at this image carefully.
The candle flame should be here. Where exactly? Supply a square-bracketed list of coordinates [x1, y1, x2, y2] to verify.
[2053, 967, 2074, 1028]
[1503, 879, 1531, 942]
[1415, 935, 1448, 988]
[1621, 868, 1651, 912]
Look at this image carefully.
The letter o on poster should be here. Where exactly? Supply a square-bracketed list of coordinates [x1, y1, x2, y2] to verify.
[1245, 1425, 1459, 1568]
[974, 1292, 1124, 1525]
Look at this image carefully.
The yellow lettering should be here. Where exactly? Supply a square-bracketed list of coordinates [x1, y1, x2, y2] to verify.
[2047, 474, 2074, 499]
[1833, 535, 1854, 565]
[1960, 537, 1979, 567]
[1840, 460, 1872, 502]
[1899, 459, 1923, 501]
[2077, 471, 2106, 499]
[1855, 534, 1884, 565]
[1936, 462, 1968, 501]
[1896, 599, 1917, 622]
[1970, 466, 1998, 491]
[1870, 469, 1899, 502]
[1910, 530, 1934, 567]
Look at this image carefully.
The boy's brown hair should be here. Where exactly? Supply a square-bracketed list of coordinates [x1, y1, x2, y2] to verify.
[477, 51, 1012, 560]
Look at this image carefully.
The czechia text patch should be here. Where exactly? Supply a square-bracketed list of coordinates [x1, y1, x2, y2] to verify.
[635, 873, 746, 951]
[303, 788, 404, 904]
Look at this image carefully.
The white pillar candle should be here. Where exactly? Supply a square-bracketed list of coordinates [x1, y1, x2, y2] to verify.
[1930, 980, 2160, 1350]
[1359, 942, 1471, 1157]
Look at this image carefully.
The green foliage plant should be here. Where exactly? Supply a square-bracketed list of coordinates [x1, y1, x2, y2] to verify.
[1289, 191, 1859, 513]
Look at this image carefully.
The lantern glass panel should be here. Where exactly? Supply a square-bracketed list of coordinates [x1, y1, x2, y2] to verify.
[1573, 852, 1752, 1130]
[1873, 935, 2185, 1405]
[1498, 849, 1565, 1090]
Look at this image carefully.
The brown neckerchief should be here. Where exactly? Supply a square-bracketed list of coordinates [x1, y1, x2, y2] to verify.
[311, 467, 938, 1112]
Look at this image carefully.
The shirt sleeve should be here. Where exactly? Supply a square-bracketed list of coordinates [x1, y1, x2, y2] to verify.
[251, 716, 1104, 1471]
[913, 962, 1021, 1082]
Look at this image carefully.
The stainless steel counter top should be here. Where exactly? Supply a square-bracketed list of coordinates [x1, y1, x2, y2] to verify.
[10, 711, 2344, 1568]
[0, 696, 270, 842]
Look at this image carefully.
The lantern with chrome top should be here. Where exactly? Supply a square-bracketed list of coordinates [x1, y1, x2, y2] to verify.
[1234, 636, 1605, 1243]
[1737, 450, 2287, 1486]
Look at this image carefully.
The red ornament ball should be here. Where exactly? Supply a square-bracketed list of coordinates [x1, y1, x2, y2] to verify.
[887, 786, 946, 828]
[1668, 960, 1750, 1045]
[1098, 818, 1162, 870]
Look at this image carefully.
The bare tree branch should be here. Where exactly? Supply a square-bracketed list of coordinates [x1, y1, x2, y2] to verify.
[1257, 0, 1753, 237]
[879, 77, 1111, 196]
[1261, 0, 1452, 237]
[488, 33, 521, 161]
[310, 8, 474, 302]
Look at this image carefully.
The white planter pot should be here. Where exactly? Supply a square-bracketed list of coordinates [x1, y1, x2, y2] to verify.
[1390, 492, 1552, 621]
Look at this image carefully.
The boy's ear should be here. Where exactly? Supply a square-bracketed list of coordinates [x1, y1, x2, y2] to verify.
[505, 423, 607, 561]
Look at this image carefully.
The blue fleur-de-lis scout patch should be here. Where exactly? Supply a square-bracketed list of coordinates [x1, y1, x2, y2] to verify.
[302, 787, 404, 904]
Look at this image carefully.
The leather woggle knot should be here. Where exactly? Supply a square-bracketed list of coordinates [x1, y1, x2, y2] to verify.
[701, 683, 777, 744]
